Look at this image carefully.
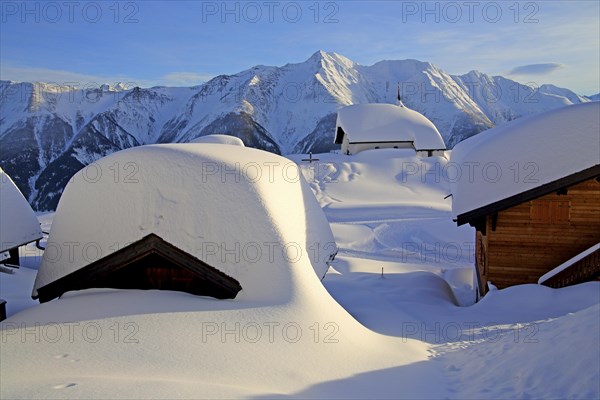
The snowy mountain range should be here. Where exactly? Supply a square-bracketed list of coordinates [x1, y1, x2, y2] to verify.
[0, 51, 592, 211]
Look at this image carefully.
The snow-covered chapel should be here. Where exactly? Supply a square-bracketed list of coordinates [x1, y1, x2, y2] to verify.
[334, 103, 446, 156]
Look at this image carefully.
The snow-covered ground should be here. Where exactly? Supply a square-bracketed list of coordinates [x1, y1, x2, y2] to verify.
[1, 148, 598, 399]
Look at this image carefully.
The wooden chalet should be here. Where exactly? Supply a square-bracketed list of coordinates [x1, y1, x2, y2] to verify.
[34, 234, 241, 303]
[450, 102, 600, 297]
[457, 166, 600, 295]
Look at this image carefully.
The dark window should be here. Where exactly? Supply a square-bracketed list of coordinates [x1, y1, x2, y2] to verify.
[335, 127, 346, 144]
[530, 200, 570, 224]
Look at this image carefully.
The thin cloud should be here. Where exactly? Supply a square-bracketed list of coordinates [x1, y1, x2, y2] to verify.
[0, 63, 213, 88]
[508, 63, 566, 76]
[0, 64, 142, 87]
[160, 72, 213, 86]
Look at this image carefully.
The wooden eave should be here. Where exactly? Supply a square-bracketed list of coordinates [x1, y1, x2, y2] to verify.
[35, 233, 242, 302]
[456, 164, 600, 226]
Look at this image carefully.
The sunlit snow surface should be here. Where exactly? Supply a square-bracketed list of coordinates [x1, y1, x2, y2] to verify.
[190, 134, 246, 146]
[1, 148, 598, 399]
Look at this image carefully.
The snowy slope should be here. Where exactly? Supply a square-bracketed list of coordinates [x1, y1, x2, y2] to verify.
[1, 287, 446, 399]
[1, 148, 598, 399]
[438, 302, 600, 400]
[0, 51, 590, 211]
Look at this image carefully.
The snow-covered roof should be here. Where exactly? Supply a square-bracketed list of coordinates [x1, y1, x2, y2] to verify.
[0, 168, 43, 253]
[33, 144, 336, 301]
[190, 134, 245, 146]
[335, 104, 446, 150]
[451, 102, 600, 221]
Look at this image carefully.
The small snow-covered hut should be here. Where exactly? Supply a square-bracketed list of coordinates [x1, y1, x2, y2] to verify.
[450, 102, 600, 296]
[33, 144, 336, 303]
[0, 167, 43, 266]
[334, 103, 446, 156]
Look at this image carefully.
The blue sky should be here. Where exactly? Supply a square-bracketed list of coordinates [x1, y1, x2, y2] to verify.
[1, 1, 599, 94]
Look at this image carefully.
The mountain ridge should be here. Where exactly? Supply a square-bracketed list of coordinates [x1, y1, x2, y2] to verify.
[0, 50, 591, 211]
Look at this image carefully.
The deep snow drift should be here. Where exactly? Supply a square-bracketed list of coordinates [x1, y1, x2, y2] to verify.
[3, 145, 441, 399]
[1, 147, 598, 399]
[33, 143, 335, 303]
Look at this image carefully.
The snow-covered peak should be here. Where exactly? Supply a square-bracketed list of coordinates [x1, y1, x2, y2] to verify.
[367, 58, 435, 77]
[461, 70, 495, 83]
[308, 49, 329, 62]
[321, 51, 355, 68]
[99, 82, 129, 92]
[0, 79, 17, 87]
[113, 82, 129, 91]
[462, 69, 486, 78]
[302, 50, 356, 71]
[539, 84, 590, 104]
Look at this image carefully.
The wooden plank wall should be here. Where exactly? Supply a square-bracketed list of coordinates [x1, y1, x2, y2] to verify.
[483, 178, 600, 289]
